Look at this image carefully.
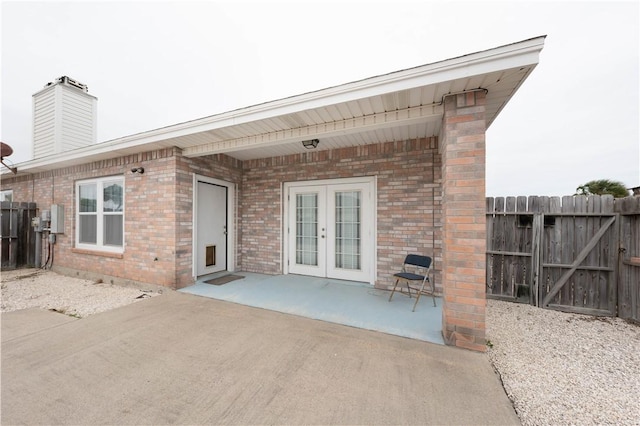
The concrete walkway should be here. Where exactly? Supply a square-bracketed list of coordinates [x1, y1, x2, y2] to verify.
[1, 292, 519, 425]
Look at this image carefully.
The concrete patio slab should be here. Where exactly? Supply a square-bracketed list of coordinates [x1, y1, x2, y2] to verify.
[1, 291, 518, 425]
[181, 273, 444, 345]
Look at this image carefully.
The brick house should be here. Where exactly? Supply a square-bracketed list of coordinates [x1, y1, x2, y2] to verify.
[1, 37, 545, 351]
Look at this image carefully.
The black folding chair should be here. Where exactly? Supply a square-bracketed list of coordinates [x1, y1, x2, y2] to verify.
[388, 254, 436, 311]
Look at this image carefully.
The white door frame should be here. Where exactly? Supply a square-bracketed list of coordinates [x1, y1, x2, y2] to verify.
[192, 174, 236, 279]
[283, 176, 377, 284]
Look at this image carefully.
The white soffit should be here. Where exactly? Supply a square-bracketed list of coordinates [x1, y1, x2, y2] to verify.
[11, 36, 545, 173]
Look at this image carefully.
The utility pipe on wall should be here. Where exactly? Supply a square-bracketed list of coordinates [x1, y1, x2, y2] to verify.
[35, 230, 41, 268]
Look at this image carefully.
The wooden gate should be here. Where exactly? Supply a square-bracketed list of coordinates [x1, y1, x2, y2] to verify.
[1, 202, 37, 270]
[616, 197, 640, 322]
[487, 195, 626, 317]
[537, 196, 618, 316]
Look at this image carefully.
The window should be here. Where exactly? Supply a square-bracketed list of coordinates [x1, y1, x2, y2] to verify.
[0, 190, 13, 202]
[76, 176, 124, 252]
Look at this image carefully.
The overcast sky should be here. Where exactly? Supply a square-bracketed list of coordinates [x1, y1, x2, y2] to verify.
[1, 1, 638, 196]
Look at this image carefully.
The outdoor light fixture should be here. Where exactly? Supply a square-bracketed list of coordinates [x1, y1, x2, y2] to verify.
[131, 167, 145, 174]
[302, 139, 319, 149]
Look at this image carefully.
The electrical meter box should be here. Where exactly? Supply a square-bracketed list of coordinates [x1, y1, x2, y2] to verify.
[50, 204, 65, 234]
[32, 216, 42, 232]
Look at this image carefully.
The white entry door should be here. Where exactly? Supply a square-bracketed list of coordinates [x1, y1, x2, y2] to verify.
[196, 181, 228, 276]
[287, 179, 374, 283]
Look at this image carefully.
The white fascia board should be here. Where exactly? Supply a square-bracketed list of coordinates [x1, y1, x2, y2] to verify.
[6, 138, 174, 175]
[11, 36, 545, 173]
[151, 36, 545, 139]
[76, 36, 545, 146]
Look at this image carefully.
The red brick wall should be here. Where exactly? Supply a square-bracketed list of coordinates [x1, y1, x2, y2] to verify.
[175, 153, 243, 288]
[440, 91, 487, 352]
[241, 138, 442, 289]
[0, 149, 245, 289]
[1, 149, 183, 288]
[2, 140, 443, 294]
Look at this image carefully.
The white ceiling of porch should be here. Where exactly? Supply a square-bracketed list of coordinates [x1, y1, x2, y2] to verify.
[173, 66, 532, 161]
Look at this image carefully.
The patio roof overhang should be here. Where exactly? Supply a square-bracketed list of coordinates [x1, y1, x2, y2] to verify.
[8, 36, 545, 175]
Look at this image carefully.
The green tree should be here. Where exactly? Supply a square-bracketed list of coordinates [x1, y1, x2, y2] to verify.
[575, 179, 629, 198]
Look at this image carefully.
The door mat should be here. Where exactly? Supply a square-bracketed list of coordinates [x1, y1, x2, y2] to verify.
[204, 275, 245, 286]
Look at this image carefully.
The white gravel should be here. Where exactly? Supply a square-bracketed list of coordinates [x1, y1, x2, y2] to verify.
[1, 268, 160, 318]
[487, 299, 640, 426]
[2, 269, 639, 425]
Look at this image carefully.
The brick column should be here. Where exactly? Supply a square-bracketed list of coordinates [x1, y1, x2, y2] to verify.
[440, 91, 487, 352]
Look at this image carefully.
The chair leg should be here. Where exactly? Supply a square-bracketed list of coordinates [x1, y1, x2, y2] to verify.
[412, 278, 435, 312]
[388, 278, 400, 302]
[430, 278, 436, 307]
[412, 288, 422, 312]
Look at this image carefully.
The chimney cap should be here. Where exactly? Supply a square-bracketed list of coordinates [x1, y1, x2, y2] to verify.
[44, 76, 89, 93]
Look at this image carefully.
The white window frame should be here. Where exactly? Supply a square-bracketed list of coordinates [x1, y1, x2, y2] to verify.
[75, 176, 125, 253]
[0, 190, 13, 202]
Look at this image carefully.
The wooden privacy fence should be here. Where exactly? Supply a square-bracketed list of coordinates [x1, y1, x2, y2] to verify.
[617, 197, 640, 322]
[486, 195, 639, 322]
[1, 202, 37, 270]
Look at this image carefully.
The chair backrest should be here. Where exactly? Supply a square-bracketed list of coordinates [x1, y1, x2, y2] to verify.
[404, 254, 432, 269]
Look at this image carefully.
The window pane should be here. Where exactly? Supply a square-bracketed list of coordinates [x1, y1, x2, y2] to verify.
[335, 191, 361, 270]
[103, 182, 123, 212]
[104, 215, 123, 246]
[296, 193, 318, 266]
[79, 184, 97, 212]
[79, 215, 97, 243]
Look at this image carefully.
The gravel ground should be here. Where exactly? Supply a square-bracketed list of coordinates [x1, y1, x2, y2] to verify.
[487, 299, 640, 426]
[1, 268, 160, 318]
[2, 269, 639, 425]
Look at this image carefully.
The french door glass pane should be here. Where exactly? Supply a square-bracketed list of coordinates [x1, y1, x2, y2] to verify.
[296, 193, 318, 266]
[335, 191, 361, 270]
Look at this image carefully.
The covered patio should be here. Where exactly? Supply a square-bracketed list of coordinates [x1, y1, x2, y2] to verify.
[2, 36, 545, 352]
[180, 273, 444, 345]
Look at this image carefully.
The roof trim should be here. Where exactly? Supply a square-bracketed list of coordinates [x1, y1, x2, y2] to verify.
[6, 36, 546, 175]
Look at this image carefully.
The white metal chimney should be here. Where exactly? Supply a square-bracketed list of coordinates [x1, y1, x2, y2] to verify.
[32, 76, 97, 159]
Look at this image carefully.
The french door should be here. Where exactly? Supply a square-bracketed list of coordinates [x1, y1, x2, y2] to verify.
[286, 178, 374, 283]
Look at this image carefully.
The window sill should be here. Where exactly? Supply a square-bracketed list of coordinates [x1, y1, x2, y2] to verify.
[72, 248, 124, 259]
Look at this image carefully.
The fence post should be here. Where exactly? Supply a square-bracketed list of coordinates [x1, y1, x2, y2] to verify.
[531, 213, 543, 307]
